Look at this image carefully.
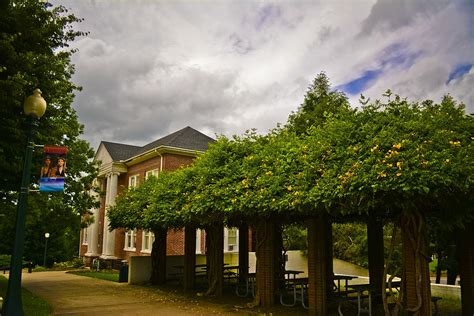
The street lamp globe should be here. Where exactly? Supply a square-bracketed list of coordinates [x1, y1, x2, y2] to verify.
[23, 88, 47, 119]
[45, 233, 50, 239]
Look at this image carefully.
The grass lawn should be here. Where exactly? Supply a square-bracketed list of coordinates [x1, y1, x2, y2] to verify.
[68, 269, 120, 282]
[0, 275, 51, 315]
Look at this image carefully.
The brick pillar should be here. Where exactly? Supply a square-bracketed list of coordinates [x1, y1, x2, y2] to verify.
[401, 213, 431, 315]
[256, 219, 276, 308]
[307, 216, 327, 316]
[325, 218, 334, 297]
[238, 223, 249, 285]
[368, 216, 384, 302]
[458, 222, 474, 315]
[184, 225, 196, 291]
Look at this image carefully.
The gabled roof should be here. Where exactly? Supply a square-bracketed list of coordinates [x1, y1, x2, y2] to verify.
[100, 142, 141, 161]
[100, 126, 215, 162]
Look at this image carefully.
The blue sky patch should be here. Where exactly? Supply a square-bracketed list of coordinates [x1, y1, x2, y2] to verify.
[337, 70, 382, 95]
[380, 43, 421, 69]
[446, 63, 473, 84]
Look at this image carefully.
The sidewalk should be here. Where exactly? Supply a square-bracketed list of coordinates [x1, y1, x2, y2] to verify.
[21, 271, 241, 315]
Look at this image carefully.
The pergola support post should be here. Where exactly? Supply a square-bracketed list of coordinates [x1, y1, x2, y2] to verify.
[458, 222, 474, 315]
[238, 223, 249, 285]
[307, 215, 327, 316]
[368, 216, 384, 302]
[184, 225, 197, 291]
[325, 218, 334, 297]
[205, 224, 224, 296]
[151, 227, 167, 285]
[255, 219, 277, 308]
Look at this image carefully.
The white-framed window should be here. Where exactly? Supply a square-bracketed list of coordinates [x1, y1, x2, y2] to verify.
[82, 228, 88, 245]
[141, 230, 155, 253]
[128, 174, 139, 188]
[145, 169, 159, 179]
[124, 230, 136, 250]
[227, 228, 237, 252]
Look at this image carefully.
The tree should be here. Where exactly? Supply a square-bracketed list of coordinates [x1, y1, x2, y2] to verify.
[0, 0, 97, 264]
[286, 72, 351, 135]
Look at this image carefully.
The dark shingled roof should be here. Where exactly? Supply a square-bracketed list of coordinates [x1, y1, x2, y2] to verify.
[100, 126, 215, 161]
[100, 142, 141, 161]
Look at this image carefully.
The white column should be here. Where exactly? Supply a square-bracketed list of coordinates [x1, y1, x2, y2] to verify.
[85, 179, 101, 257]
[101, 174, 110, 257]
[102, 172, 118, 259]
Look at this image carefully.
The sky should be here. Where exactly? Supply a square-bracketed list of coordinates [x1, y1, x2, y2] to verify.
[53, 0, 474, 150]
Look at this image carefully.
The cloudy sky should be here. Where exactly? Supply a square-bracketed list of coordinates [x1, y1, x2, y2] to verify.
[53, 0, 473, 150]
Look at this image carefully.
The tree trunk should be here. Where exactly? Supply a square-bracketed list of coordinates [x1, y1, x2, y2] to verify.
[307, 215, 327, 316]
[435, 250, 442, 284]
[255, 219, 277, 308]
[368, 216, 384, 303]
[274, 224, 285, 295]
[446, 244, 459, 285]
[238, 223, 249, 285]
[150, 227, 167, 285]
[205, 224, 224, 296]
[184, 225, 196, 291]
[400, 212, 431, 315]
[458, 222, 474, 316]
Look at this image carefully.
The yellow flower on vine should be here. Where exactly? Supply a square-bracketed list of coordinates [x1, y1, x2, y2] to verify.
[393, 143, 401, 149]
[396, 161, 402, 170]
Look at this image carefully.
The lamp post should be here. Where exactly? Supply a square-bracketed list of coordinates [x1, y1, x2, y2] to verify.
[43, 233, 50, 267]
[4, 89, 47, 316]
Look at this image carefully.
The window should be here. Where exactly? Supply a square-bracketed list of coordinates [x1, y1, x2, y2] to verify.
[141, 230, 155, 253]
[128, 175, 139, 188]
[124, 230, 136, 250]
[145, 169, 159, 179]
[82, 228, 88, 245]
[227, 228, 237, 251]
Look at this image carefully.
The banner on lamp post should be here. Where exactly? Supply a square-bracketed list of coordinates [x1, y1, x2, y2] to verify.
[39, 146, 68, 192]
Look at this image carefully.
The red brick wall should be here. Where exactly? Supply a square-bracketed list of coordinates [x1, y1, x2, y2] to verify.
[167, 229, 185, 255]
[127, 156, 162, 185]
[163, 154, 194, 171]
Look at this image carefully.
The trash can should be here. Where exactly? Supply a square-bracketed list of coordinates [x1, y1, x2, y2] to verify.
[119, 260, 128, 283]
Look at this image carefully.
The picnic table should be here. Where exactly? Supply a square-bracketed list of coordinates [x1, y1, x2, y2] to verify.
[333, 274, 358, 296]
[278, 270, 307, 307]
[348, 281, 402, 316]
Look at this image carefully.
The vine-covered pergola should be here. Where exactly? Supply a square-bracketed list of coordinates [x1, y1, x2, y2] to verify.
[108, 76, 473, 315]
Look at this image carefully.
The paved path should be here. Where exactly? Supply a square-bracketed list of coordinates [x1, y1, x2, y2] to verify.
[21, 271, 240, 315]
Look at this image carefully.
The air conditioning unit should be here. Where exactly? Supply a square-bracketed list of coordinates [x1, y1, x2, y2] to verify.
[228, 244, 235, 251]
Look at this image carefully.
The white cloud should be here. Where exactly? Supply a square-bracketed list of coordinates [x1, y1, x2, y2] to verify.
[53, 0, 473, 149]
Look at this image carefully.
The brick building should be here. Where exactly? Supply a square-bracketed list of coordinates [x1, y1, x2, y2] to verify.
[79, 126, 241, 264]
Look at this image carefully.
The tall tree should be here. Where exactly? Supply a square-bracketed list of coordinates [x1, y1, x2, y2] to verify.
[0, 0, 97, 263]
[286, 72, 351, 135]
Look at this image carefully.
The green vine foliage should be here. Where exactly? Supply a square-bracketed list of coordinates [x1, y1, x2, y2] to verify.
[108, 89, 472, 238]
[304, 94, 473, 225]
